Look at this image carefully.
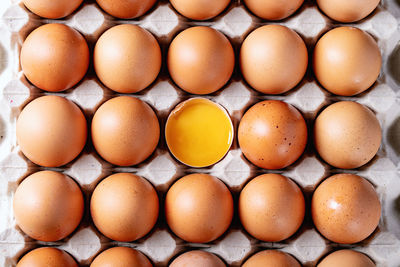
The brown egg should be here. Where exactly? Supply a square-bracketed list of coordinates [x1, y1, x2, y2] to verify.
[312, 174, 381, 244]
[21, 23, 89, 92]
[96, 0, 157, 19]
[313, 27, 381, 96]
[239, 174, 305, 242]
[317, 0, 380, 22]
[16, 96, 87, 167]
[240, 25, 308, 94]
[170, 251, 225, 267]
[13, 171, 84, 242]
[17, 247, 78, 267]
[167, 26, 235, 94]
[314, 101, 381, 169]
[94, 25, 161, 94]
[91, 96, 159, 166]
[23, 0, 83, 18]
[238, 100, 307, 170]
[318, 250, 375, 267]
[165, 174, 233, 243]
[90, 173, 159, 242]
[91, 247, 152, 267]
[170, 0, 230, 20]
[243, 0, 303, 20]
[242, 250, 301, 267]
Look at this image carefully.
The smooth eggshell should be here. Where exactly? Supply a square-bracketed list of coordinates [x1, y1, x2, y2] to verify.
[314, 101, 381, 169]
[313, 27, 381, 96]
[16, 95, 87, 167]
[94, 24, 161, 93]
[238, 100, 307, 169]
[311, 174, 381, 244]
[23, 0, 83, 18]
[91, 96, 160, 166]
[239, 174, 305, 242]
[90, 173, 159, 242]
[96, 0, 157, 19]
[17, 247, 78, 267]
[165, 174, 233, 243]
[167, 26, 235, 94]
[170, 0, 230, 20]
[13, 171, 84, 242]
[318, 250, 375, 267]
[317, 0, 380, 22]
[170, 251, 225, 267]
[242, 250, 301, 267]
[20, 23, 89, 92]
[91, 247, 152, 267]
[240, 25, 308, 94]
[244, 0, 303, 20]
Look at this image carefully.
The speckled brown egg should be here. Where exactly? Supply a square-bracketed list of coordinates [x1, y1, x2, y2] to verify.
[91, 247, 152, 267]
[239, 174, 305, 242]
[91, 96, 159, 166]
[317, 0, 380, 22]
[165, 174, 233, 243]
[170, 251, 225, 267]
[313, 27, 381, 96]
[242, 250, 301, 267]
[96, 0, 157, 19]
[20, 23, 89, 92]
[16, 95, 87, 167]
[13, 171, 84, 242]
[23, 0, 83, 18]
[243, 0, 303, 20]
[318, 250, 375, 267]
[240, 25, 308, 94]
[312, 174, 381, 244]
[314, 101, 381, 169]
[90, 173, 159, 242]
[170, 0, 230, 20]
[238, 100, 307, 170]
[167, 26, 235, 94]
[17, 247, 78, 267]
[94, 24, 161, 94]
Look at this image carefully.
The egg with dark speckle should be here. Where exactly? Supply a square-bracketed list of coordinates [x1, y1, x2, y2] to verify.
[238, 100, 307, 169]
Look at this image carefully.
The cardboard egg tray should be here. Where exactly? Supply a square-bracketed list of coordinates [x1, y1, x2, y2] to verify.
[1, 0, 400, 266]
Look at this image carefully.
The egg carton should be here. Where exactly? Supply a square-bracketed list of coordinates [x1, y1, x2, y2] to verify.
[0, 0, 400, 266]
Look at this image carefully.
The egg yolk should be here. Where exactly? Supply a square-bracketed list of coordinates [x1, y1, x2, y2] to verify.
[166, 98, 233, 167]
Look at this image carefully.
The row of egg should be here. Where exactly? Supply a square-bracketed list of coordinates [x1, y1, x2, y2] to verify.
[23, 0, 380, 23]
[16, 246, 376, 267]
[17, 95, 381, 169]
[14, 171, 380, 247]
[21, 22, 382, 97]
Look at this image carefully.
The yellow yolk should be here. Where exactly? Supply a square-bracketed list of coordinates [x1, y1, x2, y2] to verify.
[166, 98, 233, 168]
